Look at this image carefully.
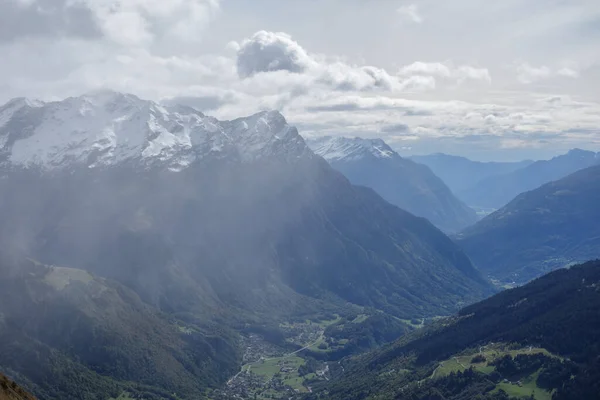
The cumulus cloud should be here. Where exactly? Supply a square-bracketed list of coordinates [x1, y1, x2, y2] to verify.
[397, 4, 423, 23]
[236, 31, 316, 78]
[234, 31, 440, 93]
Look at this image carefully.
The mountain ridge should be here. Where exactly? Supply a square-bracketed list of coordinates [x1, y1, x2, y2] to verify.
[0, 91, 309, 171]
[308, 136, 478, 232]
[457, 148, 600, 209]
[456, 164, 600, 283]
[409, 153, 534, 196]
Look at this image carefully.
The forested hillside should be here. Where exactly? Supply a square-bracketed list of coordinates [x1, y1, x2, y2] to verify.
[313, 260, 600, 400]
[457, 164, 600, 283]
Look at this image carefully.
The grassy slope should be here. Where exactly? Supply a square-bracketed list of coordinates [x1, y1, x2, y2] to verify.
[0, 374, 36, 400]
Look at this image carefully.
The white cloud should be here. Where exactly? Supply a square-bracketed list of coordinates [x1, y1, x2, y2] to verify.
[397, 4, 423, 24]
[397, 62, 491, 86]
[399, 75, 437, 91]
[516, 63, 552, 84]
[516, 63, 580, 84]
[557, 67, 579, 78]
[85, 0, 220, 52]
[398, 62, 451, 78]
[236, 31, 316, 78]
[234, 31, 442, 94]
[455, 66, 491, 83]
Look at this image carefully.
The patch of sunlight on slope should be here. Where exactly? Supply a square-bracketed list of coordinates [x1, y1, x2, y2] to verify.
[44, 266, 94, 290]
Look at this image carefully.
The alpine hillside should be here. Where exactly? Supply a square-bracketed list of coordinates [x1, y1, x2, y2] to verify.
[456, 164, 600, 284]
[309, 137, 478, 233]
[315, 260, 600, 400]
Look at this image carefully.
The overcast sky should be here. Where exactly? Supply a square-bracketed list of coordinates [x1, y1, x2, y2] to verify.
[1, 0, 599, 160]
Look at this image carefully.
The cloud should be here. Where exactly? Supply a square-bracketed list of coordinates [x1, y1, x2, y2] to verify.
[399, 75, 437, 90]
[397, 4, 423, 24]
[162, 88, 242, 111]
[455, 66, 491, 83]
[318, 64, 399, 91]
[87, 0, 221, 51]
[397, 62, 491, 86]
[398, 62, 451, 78]
[0, 0, 220, 50]
[236, 31, 316, 78]
[557, 67, 579, 78]
[381, 123, 411, 133]
[234, 31, 440, 93]
[0, 0, 102, 42]
[516, 63, 552, 84]
[516, 63, 579, 84]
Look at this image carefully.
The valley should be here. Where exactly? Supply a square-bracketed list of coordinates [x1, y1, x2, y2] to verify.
[217, 318, 334, 398]
[219, 314, 396, 399]
[0, 92, 598, 400]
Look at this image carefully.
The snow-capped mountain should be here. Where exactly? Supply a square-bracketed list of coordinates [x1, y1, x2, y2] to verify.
[0, 91, 492, 320]
[308, 136, 395, 162]
[0, 91, 309, 171]
[307, 135, 478, 232]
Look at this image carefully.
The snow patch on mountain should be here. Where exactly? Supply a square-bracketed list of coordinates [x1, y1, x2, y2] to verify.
[0, 91, 309, 170]
[307, 136, 397, 162]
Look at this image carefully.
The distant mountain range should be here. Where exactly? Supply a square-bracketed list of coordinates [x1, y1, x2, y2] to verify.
[318, 260, 600, 400]
[308, 137, 478, 232]
[410, 153, 533, 196]
[456, 164, 600, 284]
[0, 92, 492, 399]
[458, 149, 600, 209]
[413, 150, 600, 210]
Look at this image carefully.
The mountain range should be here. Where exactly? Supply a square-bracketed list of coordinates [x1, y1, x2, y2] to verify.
[456, 164, 600, 284]
[0, 92, 493, 399]
[409, 153, 533, 196]
[308, 137, 478, 233]
[412, 150, 600, 210]
[458, 149, 600, 209]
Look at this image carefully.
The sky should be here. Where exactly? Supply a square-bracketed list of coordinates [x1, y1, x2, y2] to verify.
[1, 0, 599, 161]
